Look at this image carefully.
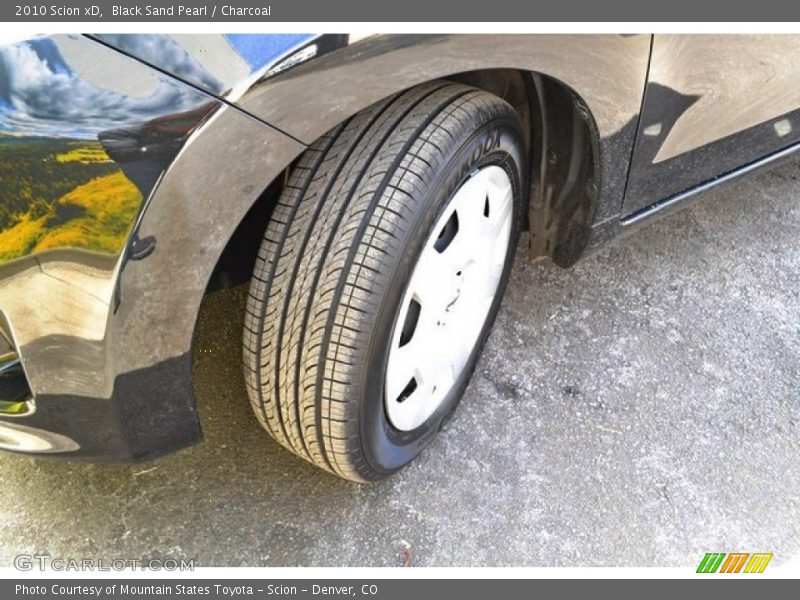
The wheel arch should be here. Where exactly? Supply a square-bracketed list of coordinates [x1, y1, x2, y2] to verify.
[109, 36, 648, 455]
[232, 34, 649, 260]
[211, 62, 621, 289]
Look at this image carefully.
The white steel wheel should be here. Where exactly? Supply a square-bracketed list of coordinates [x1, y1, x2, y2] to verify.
[385, 166, 514, 431]
[244, 80, 525, 481]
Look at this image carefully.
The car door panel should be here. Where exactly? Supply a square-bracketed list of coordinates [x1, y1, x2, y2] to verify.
[623, 34, 800, 215]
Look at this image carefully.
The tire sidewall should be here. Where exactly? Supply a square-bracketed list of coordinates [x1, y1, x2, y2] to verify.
[361, 114, 526, 477]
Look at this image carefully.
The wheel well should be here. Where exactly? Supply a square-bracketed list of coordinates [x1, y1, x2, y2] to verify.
[207, 68, 601, 290]
[526, 73, 601, 267]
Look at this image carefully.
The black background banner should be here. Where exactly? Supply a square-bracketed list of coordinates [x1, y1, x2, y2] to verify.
[2, 0, 800, 22]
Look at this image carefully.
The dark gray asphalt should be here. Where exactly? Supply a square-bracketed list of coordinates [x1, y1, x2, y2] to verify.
[1, 162, 798, 568]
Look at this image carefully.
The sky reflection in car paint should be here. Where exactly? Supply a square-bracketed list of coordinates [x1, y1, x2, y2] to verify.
[92, 33, 316, 97]
[0, 35, 218, 264]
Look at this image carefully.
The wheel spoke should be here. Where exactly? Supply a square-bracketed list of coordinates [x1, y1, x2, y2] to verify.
[385, 345, 419, 404]
[484, 262, 504, 299]
[385, 165, 515, 431]
[486, 182, 513, 241]
[408, 243, 457, 307]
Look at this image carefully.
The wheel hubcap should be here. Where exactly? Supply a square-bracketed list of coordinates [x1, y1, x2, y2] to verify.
[384, 165, 514, 431]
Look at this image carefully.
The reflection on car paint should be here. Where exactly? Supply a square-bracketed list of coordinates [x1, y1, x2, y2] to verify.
[0, 35, 218, 265]
[622, 34, 800, 214]
[93, 33, 317, 97]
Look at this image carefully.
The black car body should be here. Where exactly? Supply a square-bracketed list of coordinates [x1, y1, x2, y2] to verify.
[0, 34, 798, 465]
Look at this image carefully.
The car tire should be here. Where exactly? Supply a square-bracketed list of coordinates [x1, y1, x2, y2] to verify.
[243, 80, 526, 481]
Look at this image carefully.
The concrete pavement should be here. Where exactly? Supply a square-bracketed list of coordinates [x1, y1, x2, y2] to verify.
[1, 161, 798, 568]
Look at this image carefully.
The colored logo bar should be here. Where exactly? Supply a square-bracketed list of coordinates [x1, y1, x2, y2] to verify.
[697, 553, 773, 573]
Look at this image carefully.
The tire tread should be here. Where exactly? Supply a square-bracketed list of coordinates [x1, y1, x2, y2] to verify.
[244, 81, 519, 481]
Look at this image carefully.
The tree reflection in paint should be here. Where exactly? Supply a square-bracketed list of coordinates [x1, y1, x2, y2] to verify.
[0, 36, 217, 264]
